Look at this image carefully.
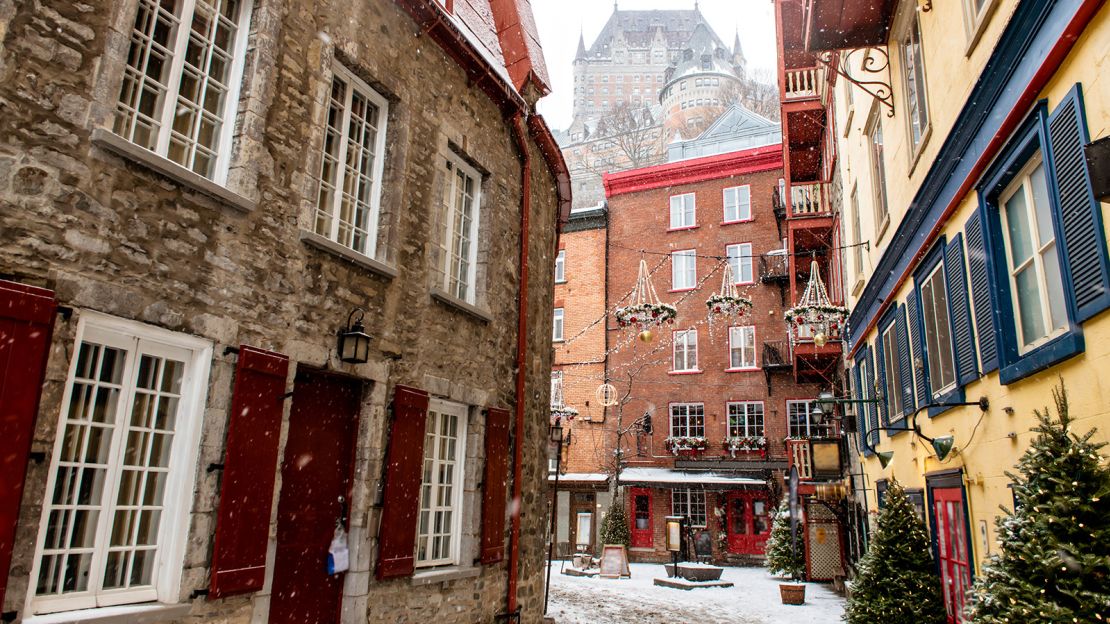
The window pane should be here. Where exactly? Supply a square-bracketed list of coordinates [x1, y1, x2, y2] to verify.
[1015, 266, 1046, 346]
[1042, 246, 1067, 331]
[1004, 189, 1034, 267]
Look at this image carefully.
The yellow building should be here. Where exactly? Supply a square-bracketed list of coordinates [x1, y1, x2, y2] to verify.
[778, 0, 1109, 619]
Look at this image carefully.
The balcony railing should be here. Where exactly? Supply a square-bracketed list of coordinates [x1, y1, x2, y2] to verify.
[759, 255, 789, 284]
[789, 182, 832, 218]
[782, 66, 826, 103]
[762, 340, 792, 369]
[787, 439, 813, 480]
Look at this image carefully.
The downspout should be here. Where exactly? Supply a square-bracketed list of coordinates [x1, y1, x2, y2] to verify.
[507, 110, 531, 617]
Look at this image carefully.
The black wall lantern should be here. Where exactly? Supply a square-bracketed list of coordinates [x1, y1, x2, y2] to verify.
[337, 308, 371, 363]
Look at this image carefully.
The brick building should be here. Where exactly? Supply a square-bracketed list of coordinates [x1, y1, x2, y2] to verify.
[0, 1, 569, 623]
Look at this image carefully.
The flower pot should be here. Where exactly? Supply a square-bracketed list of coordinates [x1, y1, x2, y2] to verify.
[779, 583, 806, 605]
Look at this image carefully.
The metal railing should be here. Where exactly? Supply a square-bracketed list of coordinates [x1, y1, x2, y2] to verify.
[759, 255, 789, 283]
[761, 340, 792, 368]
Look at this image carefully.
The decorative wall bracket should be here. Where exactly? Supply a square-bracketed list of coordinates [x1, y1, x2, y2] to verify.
[818, 48, 895, 118]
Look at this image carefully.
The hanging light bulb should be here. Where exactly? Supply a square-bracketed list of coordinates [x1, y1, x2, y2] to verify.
[813, 331, 828, 347]
[638, 329, 654, 342]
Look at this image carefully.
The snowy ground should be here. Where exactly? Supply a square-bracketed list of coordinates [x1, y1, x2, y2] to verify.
[546, 562, 845, 624]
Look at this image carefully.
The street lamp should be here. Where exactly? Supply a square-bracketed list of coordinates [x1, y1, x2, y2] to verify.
[544, 419, 565, 616]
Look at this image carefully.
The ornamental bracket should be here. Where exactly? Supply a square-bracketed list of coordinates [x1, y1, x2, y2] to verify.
[817, 48, 895, 118]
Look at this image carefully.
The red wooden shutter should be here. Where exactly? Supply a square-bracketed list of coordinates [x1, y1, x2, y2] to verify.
[480, 407, 512, 564]
[375, 385, 430, 580]
[208, 346, 289, 599]
[0, 280, 56, 608]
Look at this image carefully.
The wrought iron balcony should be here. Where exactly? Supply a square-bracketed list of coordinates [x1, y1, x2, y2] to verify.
[759, 255, 790, 285]
[762, 340, 793, 369]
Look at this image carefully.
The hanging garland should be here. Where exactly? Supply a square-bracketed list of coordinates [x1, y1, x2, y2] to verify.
[786, 260, 848, 348]
[614, 257, 677, 341]
[705, 262, 753, 332]
[550, 406, 579, 420]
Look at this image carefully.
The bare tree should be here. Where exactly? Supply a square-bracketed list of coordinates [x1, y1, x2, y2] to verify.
[576, 102, 666, 178]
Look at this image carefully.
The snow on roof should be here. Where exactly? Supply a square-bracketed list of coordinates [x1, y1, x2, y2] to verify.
[619, 467, 766, 486]
[549, 472, 610, 483]
[570, 200, 606, 214]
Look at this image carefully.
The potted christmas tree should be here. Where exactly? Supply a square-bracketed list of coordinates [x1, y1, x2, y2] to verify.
[765, 498, 806, 604]
[967, 381, 1110, 622]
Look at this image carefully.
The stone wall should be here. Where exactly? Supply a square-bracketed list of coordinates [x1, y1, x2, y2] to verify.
[0, 0, 559, 622]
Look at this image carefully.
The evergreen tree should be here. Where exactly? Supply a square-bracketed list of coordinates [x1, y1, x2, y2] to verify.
[968, 381, 1110, 623]
[764, 498, 805, 579]
[600, 496, 630, 548]
[844, 481, 947, 624]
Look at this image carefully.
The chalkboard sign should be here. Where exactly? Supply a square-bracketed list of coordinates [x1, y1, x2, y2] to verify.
[598, 544, 631, 578]
[694, 530, 713, 561]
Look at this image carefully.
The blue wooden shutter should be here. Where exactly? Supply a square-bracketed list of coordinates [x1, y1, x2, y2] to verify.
[875, 336, 890, 430]
[944, 234, 978, 386]
[852, 363, 868, 453]
[1047, 84, 1110, 322]
[896, 305, 914, 418]
[964, 213, 999, 373]
[865, 348, 878, 448]
[905, 294, 928, 405]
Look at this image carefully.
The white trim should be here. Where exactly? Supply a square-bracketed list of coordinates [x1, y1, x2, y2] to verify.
[553, 308, 565, 342]
[415, 398, 469, 568]
[669, 193, 696, 229]
[722, 185, 751, 222]
[671, 328, 698, 372]
[726, 401, 765, 438]
[671, 249, 697, 290]
[668, 403, 705, 438]
[727, 325, 757, 370]
[920, 261, 957, 397]
[439, 151, 483, 304]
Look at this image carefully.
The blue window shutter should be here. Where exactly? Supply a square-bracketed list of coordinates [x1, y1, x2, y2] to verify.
[865, 348, 879, 448]
[965, 213, 999, 372]
[896, 305, 915, 418]
[944, 234, 979, 386]
[905, 294, 928, 405]
[1047, 84, 1110, 323]
[852, 364, 867, 452]
[875, 338, 890, 429]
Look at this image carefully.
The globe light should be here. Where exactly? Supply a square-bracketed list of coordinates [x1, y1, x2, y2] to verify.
[638, 329, 654, 342]
[813, 331, 828, 347]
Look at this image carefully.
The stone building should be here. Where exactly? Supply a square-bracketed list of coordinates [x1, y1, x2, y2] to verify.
[0, 1, 568, 623]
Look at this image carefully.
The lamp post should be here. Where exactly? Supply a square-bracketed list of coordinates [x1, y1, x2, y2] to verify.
[543, 420, 564, 616]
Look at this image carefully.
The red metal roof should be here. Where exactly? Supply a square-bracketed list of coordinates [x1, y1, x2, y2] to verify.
[602, 144, 783, 197]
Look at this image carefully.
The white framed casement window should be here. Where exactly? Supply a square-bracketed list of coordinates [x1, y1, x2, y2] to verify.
[919, 262, 957, 397]
[416, 398, 469, 568]
[727, 402, 764, 438]
[962, 0, 996, 49]
[112, 0, 254, 182]
[550, 371, 564, 409]
[880, 322, 905, 417]
[998, 155, 1068, 353]
[671, 489, 706, 527]
[553, 308, 565, 342]
[726, 243, 754, 284]
[28, 313, 211, 615]
[787, 400, 827, 438]
[672, 329, 698, 372]
[671, 250, 696, 290]
[722, 185, 751, 223]
[900, 10, 930, 153]
[555, 249, 566, 283]
[669, 193, 696, 229]
[313, 63, 390, 259]
[669, 403, 705, 438]
[727, 325, 757, 370]
[866, 107, 890, 236]
[437, 151, 483, 304]
[849, 186, 865, 280]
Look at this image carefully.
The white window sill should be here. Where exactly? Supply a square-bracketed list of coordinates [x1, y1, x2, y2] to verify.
[23, 603, 192, 624]
[430, 288, 493, 323]
[411, 565, 480, 586]
[90, 128, 255, 213]
[299, 230, 398, 279]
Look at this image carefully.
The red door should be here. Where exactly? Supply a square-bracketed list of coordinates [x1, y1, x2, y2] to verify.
[726, 491, 772, 554]
[933, 487, 972, 623]
[630, 488, 653, 548]
[270, 370, 360, 624]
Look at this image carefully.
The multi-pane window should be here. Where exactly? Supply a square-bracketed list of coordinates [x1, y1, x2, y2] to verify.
[920, 262, 957, 396]
[313, 65, 389, 258]
[31, 319, 208, 613]
[726, 243, 754, 284]
[672, 489, 707, 527]
[553, 308, 564, 342]
[672, 329, 698, 372]
[672, 250, 696, 290]
[436, 152, 482, 303]
[999, 156, 1067, 352]
[881, 323, 905, 417]
[550, 371, 564, 409]
[867, 110, 890, 232]
[723, 186, 751, 222]
[669, 193, 696, 229]
[901, 12, 930, 150]
[555, 250, 566, 283]
[857, 356, 873, 441]
[728, 325, 756, 370]
[727, 402, 765, 438]
[850, 187, 864, 278]
[788, 400, 828, 438]
[669, 403, 705, 438]
[416, 399, 468, 567]
[113, 0, 253, 180]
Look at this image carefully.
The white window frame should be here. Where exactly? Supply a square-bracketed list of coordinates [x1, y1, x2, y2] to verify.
[438, 151, 483, 304]
[671, 489, 707, 527]
[881, 323, 905, 417]
[27, 312, 211, 615]
[857, 356, 873, 439]
[313, 63, 390, 259]
[866, 107, 890, 236]
[112, 0, 253, 183]
[962, 0, 996, 47]
[900, 10, 930, 153]
[727, 402, 765, 438]
[919, 262, 957, 397]
[555, 249, 566, 283]
[672, 329, 699, 372]
[669, 403, 705, 438]
[553, 308, 565, 342]
[726, 243, 754, 285]
[722, 185, 751, 223]
[415, 398, 469, 568]
[787, 400, 827, 438]
[669, 193, 696, 229]
[727, 325, 757, 371]
[671, 250, 696, 290]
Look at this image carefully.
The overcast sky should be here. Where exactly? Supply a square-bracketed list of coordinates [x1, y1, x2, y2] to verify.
[533, 0, 777, 130]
